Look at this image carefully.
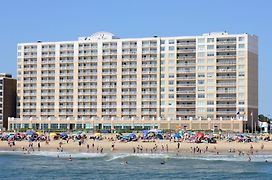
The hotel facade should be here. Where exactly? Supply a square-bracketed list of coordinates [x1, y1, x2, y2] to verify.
[0, 73, 17, 130]
[9, 32, 258, 132]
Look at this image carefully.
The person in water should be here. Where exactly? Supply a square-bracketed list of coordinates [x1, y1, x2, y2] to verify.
[69, 155, 72, 161]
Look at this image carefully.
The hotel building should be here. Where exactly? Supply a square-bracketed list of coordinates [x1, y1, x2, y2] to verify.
[9, 32, 258, 132]
[0, 73, 17, 130]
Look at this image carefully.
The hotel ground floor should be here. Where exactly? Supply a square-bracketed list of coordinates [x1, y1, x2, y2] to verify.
[8, 117, 245, 132]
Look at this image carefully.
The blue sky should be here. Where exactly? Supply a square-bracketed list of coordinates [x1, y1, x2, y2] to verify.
[0, 0, 271, 115]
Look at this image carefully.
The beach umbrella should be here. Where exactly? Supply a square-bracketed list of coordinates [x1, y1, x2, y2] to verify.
[196, 132, 204, 139]
[94, 133, 101, 136]
[26, 131, 36, 136]
[174, 134, 181, 139]
[50, 132, 57, 137]
[60, 132, 67, 136]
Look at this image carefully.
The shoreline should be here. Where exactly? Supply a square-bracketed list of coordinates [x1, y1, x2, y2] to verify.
[0, 140, 271, 156]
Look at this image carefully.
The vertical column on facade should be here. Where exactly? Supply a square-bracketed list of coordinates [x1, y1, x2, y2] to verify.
[73, 42, 79, 119]
[156, 38, 161, 120]
[116, 41, 122, 118]
[55, 44, 60, 119]
[36, 44, 42, 118]
[96, 41, 103, 118]
[136, 40, 142, 120]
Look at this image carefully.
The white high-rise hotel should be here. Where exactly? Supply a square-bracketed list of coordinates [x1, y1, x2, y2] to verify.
[9, 32, 258, 132]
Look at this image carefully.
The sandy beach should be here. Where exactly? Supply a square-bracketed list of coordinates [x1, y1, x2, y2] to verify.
[1, 138, 271, 156]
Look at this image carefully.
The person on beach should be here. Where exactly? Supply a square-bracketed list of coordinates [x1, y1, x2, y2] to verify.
[177, 142, 180, 149]
[111, 143, 115, 151]
[261, 143, 264, 150]
[38, 142, 40, 151]
[69, 155, 72, 161]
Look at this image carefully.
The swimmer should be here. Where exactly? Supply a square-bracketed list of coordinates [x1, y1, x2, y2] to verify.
[69, 155, 72, 161]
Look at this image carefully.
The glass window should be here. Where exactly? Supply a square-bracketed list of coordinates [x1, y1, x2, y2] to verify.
[161, 54, 165, 58]
[239, 37, 245, 41]
[197, 66, 205, 70]
[169, 80, 174, 85]
[161, 40, 165, 44]
[169, 60, 175, 65]
[160, 60, 165, 65]
[198, 80, 205, 84]
[239, 72, 245, 77]
[207, 101, 214, 105]
[160, 47, 165, 51]
[198, 87, 205, 92]
[169, 94, 174, 98]
[169, 46, 175, 51]
[169, 40, 175, 44]
[239, 44, 245, 49]
[169, 87, 174, 92]
[207, 59, 214, 63]
[198, 38, 205, 43]
[207, 38, 214, 43]
[161, 88, 165, 92]
[198, 73, 205, 78]
[207, 66, 214, 70]
[168, 53, 175, 58]
[198, 45, 205, 50]
[197, 59, 205, 63]
[197, 52, 205, 57]
[198, 94, 205, 98]
[207, 52, 214, 56]
[169, 74, 175, 78]
[207, 45, 214, 49]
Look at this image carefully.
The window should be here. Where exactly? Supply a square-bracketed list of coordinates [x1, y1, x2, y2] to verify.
[169, 74, 175, 78]
[169, 40, 175, 44]
[207, 66, 214, 70]
[207, 108, 214, 112]
[207, 59, 214, 64]
[238, 65, 245, 69]
[198, 80, 205, 84]
[168, 53, 175, 58]
[197, 66, 205, 70]
[160, 60, 165, 65]
[17, 46, 22, 50]
[161, 40, 165, 44]
[207, 38, 214, 43]
[198, 38, 205, 43]
[161, 54, 165, 58]
[239, 72, 245, 77]
[160, 47, 165, 51]
[197, 59, 205, 63]
[161, 74, 165, 78]
[239, 101, 245, 105]
[207, 93, 214, 98]
[169, 87, 174, 92]
[207, 45, 214, 49]
[198, 45, 205, 50]
[168, 67, 175, 71]
[239, 37, 245, 41]
[169, 46, 175, 51]
[169, 60, 175, 65]
[198, 87, 205, 92]
[239, 44, 245, 49]
[198, 73, 205, 78]
[169, 94, 174, 98]
[17, 52, 21, 56]
[198, 94, 205, 98]
[161, 88, 165, 92]
[160, 67, 165, 71]
[207, 52, 214, 56]
[161, 80, 165, 85]
[198, 52, 205, 57]
[207, 72, 214, 78]
[169, 80, 174, 85]
[207, 101, 214, 105]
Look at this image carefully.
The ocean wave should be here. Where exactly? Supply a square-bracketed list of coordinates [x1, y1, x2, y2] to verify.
[1, 150, 272, 162]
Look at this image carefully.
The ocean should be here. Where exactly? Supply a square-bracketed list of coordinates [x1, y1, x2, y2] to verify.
[0, 151, 271, 180]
